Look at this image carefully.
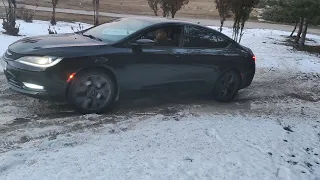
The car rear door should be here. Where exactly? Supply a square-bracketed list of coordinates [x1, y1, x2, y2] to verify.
[173, 25, 238, 93]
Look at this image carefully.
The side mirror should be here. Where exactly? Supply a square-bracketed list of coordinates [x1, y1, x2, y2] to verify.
[131, 39, 155, 46]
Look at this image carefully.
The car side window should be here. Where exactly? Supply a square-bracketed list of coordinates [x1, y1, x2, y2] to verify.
[136, 26, 183, 47]
[183, 25, 231, 49]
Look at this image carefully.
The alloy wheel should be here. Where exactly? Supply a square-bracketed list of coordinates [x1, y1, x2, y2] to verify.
[73, 75, 112, 111]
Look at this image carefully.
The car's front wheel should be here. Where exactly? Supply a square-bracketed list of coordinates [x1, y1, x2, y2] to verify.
[68, 70, 117, 114]
[212, 70, 241, 102]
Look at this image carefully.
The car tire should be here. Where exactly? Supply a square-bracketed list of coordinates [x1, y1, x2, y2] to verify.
[212, 70, 241, 102]
[68, 70, 117, 114]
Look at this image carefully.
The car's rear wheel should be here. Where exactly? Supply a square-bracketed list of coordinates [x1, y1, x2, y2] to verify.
[68, 71, 116, 114]
[212, 70, 241, 102]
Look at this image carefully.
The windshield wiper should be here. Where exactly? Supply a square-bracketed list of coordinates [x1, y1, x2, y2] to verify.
[82, 34, 103, 42]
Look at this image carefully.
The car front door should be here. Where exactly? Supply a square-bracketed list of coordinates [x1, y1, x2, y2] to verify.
[116, 25, 187, 96]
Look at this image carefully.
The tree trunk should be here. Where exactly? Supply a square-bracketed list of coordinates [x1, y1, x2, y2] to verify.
[295, 17, 303, 43]
[239, 20, 245, 43]
[232, 19, 240, 42]
[95, 10, 99, 25]
[290, 20, 298, 37]
[299, 18, 308, 48]
[51, 7, 56, 25]
[219, 17, 224, 32]
[93, 11, 96, 25]
[162, 11, 167, 17]
[96, 0, 99, 25]
[93, 0, 99, 26]
[171, 11, 175, 18]
[3, 0, 9, 16]
[153, 9, 158, 16]
[7, 0, 11, 8]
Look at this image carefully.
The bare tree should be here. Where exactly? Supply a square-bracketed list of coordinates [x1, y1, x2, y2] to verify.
[2, 0, 19, 35]
[298, 18, 308, 48]
[148, 0, 160, 16]
[51, 0, 58, 25]
[160, 0, 170, 17]
[160, 0, 189, 18]
[17, 4, 38, 23]
[295, 17, 304, 43]
[230, 0, 259, 43]
[169, 0, 189, 18]
[289, 20, 298, 37]
[214, 0, 231, 32]
[93, 0, 100, 26]
[265, 0, 319, 48]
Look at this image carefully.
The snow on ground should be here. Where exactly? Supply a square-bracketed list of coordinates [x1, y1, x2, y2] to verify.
[0, 20, 320, 180]
[1, 113, 320, 180]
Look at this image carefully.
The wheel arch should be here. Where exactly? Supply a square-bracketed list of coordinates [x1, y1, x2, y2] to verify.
[212, 68, 243, 92]
[219, 68, 243, 84]
[212, 68, 243, 102]
[65, 66, 119, 99]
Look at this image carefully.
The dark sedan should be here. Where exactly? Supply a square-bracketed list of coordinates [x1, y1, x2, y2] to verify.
[1, 17, 255, 113]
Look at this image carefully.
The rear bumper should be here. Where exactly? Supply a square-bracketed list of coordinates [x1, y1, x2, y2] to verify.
[240, 68, 255, 89]
[3, 60, 68, 101]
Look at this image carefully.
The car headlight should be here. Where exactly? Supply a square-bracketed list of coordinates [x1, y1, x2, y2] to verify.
[16, 56, 63, 68]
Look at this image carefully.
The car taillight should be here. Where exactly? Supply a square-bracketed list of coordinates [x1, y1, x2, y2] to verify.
[252, 55, 256, 62]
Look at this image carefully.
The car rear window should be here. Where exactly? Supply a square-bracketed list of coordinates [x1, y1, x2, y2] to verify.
[183, 25, 231, 49]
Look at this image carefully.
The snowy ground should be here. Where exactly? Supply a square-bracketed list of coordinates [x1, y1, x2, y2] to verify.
[0, 20, 320, 180]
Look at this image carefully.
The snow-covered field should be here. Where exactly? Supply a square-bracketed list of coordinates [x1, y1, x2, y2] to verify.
[0, 20, 320, 180]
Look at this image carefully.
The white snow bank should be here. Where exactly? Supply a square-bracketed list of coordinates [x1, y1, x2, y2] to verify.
[0, 113, 319, 180]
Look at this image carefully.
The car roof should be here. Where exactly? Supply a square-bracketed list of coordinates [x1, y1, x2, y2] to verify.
[127, 17, 224, 36]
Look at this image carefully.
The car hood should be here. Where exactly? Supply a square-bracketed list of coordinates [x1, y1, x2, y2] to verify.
[8, 33, 107, 57]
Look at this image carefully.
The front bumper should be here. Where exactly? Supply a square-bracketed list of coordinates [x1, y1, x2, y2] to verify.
[2, 59, 68, 101]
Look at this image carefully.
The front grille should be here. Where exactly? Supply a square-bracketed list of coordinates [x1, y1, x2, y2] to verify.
[8, 78, 22, 88]
[3, 49, 22, 61]
[4, 70, 23, 88]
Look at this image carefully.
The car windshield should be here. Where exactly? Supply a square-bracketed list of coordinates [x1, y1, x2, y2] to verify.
[82, 18, 152, 43]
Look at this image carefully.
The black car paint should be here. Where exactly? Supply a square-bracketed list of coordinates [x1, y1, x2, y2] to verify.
[2, 17, 255, 101]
